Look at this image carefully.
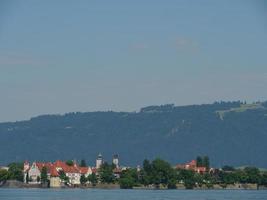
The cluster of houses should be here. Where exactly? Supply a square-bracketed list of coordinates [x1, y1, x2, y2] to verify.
[23, 154, 121, 187]
[22, 155, 210, 188]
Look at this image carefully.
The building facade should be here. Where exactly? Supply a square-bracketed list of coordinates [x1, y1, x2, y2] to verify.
[176, 160, 207, 174]
[24, 160, 93, 187]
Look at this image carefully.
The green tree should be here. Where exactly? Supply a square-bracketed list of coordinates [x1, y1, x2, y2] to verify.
[66, 160, 74, 166]
[99, 162, 115, 183]
[177, 169, 196, 189]
[196, 156, 202, 167]
[40, 167, 48, 183]
[119, 177, 135, 189]
[203, 173, 215, 188]
[184, 179, 195, 189]
[80, 159, 87, 167]
[88, 173, 97, 186]
[80, 174, 87, 185]
[196, 156, 210, 169]
[7, 162, 24, 182]
[59, 170, 69, 183]
[139, 169, 151, 186]
[150, 158, 176, 188]
[121, 169, 139, 182]
[194, 173, 204, 187]
[0, 169, 8, 182]
[244, 167, 260, 184]
[235, 169, 248, 183]
[221, 172, 236, 184]
[140, 159, 152, 186]
[119, 168, 139, 189]
[167, 178, 177, 189]
[260, 172, 267, 186]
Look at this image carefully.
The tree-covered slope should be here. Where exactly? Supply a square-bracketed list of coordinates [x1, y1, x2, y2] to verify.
[0, 101, 267, 167]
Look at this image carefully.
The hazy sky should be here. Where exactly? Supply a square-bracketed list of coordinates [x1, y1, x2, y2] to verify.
[0, 0, 267, 122]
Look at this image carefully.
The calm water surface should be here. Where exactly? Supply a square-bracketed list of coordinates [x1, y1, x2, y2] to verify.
[0, 189, 267, 200]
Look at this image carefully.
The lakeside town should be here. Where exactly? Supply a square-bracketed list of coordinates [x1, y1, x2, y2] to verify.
[1, 154, 267, 190]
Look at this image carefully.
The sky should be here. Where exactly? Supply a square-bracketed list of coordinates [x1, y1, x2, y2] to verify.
[0, 0, 267, 122]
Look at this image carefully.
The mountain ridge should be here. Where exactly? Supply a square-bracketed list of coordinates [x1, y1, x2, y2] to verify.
[1, 101, 267, 167]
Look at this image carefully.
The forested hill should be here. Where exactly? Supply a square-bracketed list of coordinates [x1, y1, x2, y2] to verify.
[1, 101, 267, 167]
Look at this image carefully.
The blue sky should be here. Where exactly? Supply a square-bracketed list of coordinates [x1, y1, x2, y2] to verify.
[0, 0, 267, 122]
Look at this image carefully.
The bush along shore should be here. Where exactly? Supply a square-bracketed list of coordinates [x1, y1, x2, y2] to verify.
[1, 158, 267, 190]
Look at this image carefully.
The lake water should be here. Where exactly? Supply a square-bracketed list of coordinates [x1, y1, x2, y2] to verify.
[0, 189, 267, 200]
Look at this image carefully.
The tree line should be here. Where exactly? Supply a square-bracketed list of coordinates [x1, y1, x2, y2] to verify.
[1, 158, 267, 189]
[79, 158, 267, 189]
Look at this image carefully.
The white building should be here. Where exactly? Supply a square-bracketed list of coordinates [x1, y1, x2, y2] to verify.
[96, 153, 103, 169]
[23, 160, 93, 187]
[27, 162, 41, 184]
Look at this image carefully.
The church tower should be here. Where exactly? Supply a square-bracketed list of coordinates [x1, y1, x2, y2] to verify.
[96, 153, 103, 169]
[112, 154, 119, 168]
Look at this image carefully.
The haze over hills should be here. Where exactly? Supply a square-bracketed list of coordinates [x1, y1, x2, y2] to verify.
[0, 101, 267, 168]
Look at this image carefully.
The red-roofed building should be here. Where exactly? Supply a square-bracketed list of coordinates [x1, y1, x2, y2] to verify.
[79, 166, 92, 177]
[91, 167, 97, 174]
[195, 167, 207, 174]
[23, 158, 117, 187]
[24, 160, 93, 186]
[26, 162, 41, 184]
[176, 160, 207, 174]
[25, 161, 55, 184]
[113, 167, 122, 178]
[49, 165, 61, 187]
[50, 165, 59, 177]
[52, 160, 81, 185]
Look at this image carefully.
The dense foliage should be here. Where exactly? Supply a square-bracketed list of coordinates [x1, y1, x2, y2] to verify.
[196, 156, 210, 169]
[0, 169, 8, 182]
[87, 173, 97, 186]
[99, 163, 115, 183]
[140, 159, 177, 189]
[7, 163, 24, 182]
[1, 158, 267, 190]
[80, 160, 87, 167]
[119, 168, 139, 189]
[80, 174, 87, 185]
[0, 163, 23, 183]
[118, 159, 267, 189]
[65, 160, 74, 166]
[40, 167, 48, 183]
[58, 170, 69, 183]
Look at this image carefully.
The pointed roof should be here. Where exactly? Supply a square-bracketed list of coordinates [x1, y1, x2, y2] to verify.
[50, 165, 59, 177]
[53, 160, 80, 173]
[97, 153, 103, 159]
[35, 162, 53, 173]
[79, 167, 90, 174]
[188, 160, 196, 166]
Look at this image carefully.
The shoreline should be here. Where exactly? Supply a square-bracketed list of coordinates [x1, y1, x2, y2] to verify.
[1, 181, 267, 190]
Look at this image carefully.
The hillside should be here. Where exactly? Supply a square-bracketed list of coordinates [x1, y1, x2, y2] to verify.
[0, 101, 267, 167]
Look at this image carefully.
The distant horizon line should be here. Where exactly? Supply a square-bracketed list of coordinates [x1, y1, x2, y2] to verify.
[1, 99, 266, 124]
